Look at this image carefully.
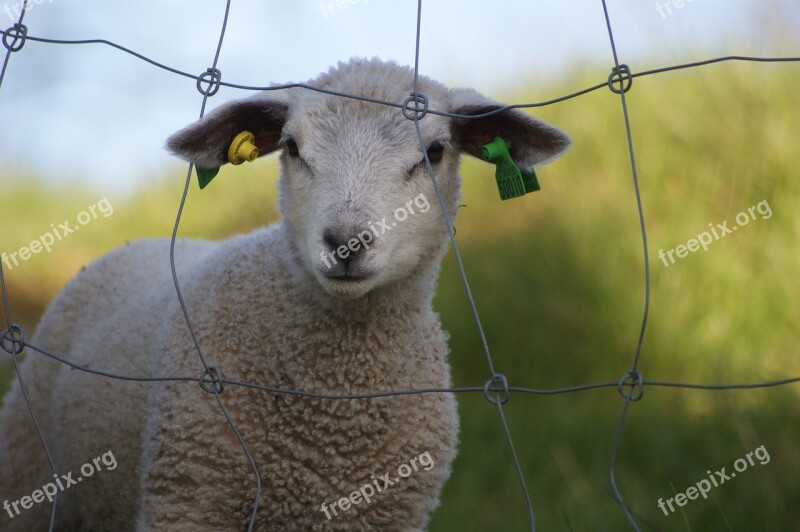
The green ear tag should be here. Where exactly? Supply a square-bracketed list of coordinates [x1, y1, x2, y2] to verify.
[197, 167, 220, 189]
[482, 137, 539, 200]
[522, 168, 540, 193]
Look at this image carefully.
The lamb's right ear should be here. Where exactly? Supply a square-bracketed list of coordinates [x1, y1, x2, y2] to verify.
[166, 91, 289, 172]
[448, 87, 571, 170]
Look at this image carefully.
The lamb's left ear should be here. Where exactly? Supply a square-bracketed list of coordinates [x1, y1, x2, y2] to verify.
[166, 91, 289, 172]
[449, 88, 571, 169]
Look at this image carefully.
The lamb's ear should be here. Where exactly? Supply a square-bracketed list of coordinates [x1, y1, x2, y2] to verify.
[166, 91, 289, 171]
[449, 88, 570, 170]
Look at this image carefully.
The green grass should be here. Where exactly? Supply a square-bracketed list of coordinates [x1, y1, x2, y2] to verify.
[1, 61, 798, 530]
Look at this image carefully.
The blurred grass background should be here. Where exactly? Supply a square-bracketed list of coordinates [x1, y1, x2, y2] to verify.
[1, 61, 798, 530]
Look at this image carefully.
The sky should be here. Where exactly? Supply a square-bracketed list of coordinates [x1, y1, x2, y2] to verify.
[0, 0, 797, 193]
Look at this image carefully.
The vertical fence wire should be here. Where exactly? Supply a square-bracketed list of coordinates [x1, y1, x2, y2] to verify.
[1, 2, 61, 530]
[408, 1, 536, 526]
[165, 1, 262, 529]
[599, 1, 649, 529]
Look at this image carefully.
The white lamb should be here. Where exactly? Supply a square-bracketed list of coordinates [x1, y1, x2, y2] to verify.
[0, 57, 570, 530]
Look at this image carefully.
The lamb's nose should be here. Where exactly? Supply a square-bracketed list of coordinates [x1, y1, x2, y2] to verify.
[323, 228, 362, 264]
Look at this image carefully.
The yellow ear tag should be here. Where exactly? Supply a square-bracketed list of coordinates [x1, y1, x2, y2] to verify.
[228, 131, 259, 165]
[197, 131, 259, 189]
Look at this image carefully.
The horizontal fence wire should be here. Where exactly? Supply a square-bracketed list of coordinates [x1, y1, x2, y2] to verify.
[1, 1, 799, 530]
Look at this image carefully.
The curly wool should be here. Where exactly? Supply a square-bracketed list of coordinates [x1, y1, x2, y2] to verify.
[0, 224, 458, 531]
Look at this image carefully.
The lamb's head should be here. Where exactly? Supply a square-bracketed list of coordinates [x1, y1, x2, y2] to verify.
[167, 58, 570, 299]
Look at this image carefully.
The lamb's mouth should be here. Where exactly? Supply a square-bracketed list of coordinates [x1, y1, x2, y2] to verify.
[318, 259, 376, 283]
[323, 271, 374, 282]
[319, 269, 377, 298]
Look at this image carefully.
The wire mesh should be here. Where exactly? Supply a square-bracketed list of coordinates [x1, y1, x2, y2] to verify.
[1, 1, 798, 530]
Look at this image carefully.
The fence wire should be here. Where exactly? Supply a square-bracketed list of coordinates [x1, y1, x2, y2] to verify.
[1, 1, 799, 531]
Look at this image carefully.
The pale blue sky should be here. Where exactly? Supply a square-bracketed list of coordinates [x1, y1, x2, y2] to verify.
[0, 0, 797, 193]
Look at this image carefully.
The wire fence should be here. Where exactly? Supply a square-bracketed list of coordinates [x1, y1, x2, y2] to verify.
[1, 1, 798, 530]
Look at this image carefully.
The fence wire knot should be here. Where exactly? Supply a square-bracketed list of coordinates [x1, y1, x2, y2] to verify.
[483, 373, 511, 405]
[2, 23, 27, 52]
[402, 92, 429, 121]
[196, 68, 222, 97]
[199, 365, 224, 394]
[608, 64, 633, 94]
[1, 325, 25, 355]
[617, 369, 644, 401]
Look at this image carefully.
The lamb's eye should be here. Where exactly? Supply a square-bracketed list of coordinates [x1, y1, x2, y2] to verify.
[426, 142, 444, 164]
[285, 138, 300, 157]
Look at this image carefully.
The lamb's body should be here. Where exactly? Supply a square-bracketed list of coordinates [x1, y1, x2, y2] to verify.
[0, 58, 569, 530]
[0, 224, 457, 530]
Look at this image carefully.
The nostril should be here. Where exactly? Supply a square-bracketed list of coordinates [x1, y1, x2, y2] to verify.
[322, 227, 367, 266]
[323, 229, 348, 251]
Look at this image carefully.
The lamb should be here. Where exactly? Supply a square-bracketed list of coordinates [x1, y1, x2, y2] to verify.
[0, 57, 570, 531]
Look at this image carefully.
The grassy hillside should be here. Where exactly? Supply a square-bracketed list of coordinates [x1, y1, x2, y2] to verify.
[1, 61, 798, 530]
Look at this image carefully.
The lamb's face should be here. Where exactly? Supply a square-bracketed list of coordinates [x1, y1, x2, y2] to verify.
[165, 58, 571, 302]
[279, 94, 460, 299]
